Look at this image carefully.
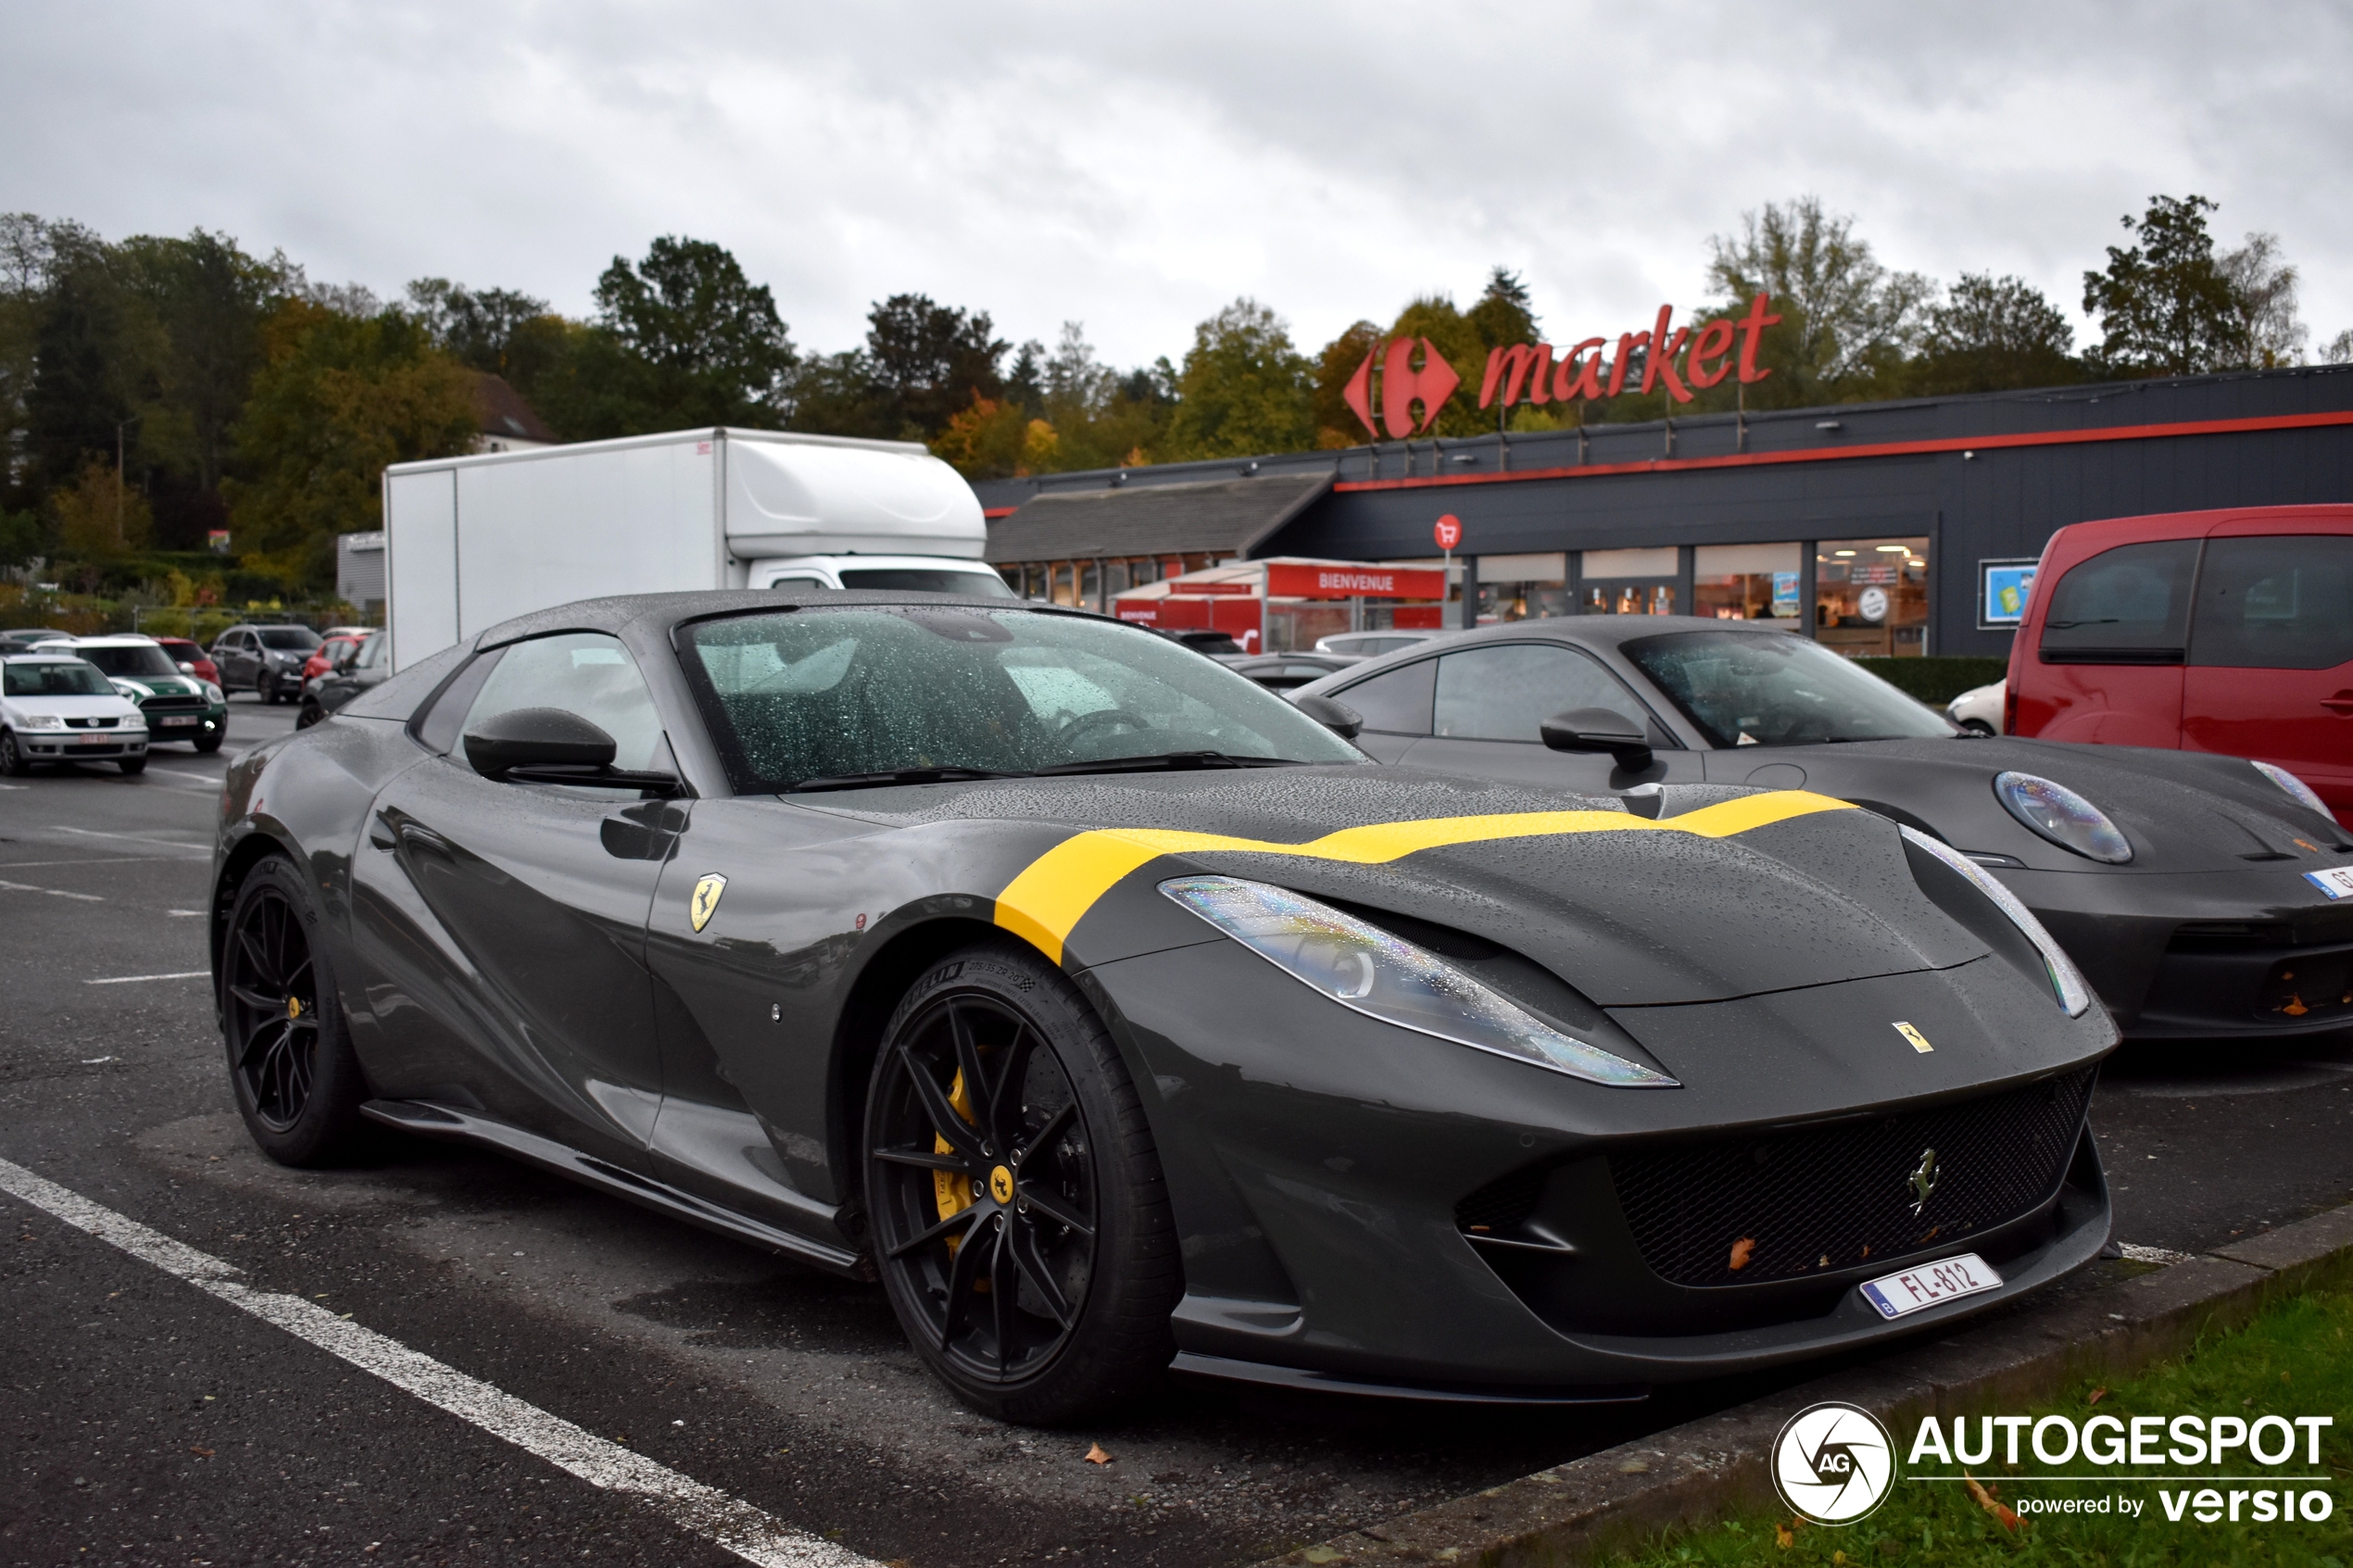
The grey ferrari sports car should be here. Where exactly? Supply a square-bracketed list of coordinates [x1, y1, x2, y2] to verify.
[211, 591, 2114, 1422]
[1293, 617, 2353, 1043]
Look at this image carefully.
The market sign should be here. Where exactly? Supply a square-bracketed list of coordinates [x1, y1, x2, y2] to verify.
[1263, 562, 1445, 599]
[1340, 294, 1783, 439]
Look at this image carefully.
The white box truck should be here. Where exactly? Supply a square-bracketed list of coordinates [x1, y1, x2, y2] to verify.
[380, 427, 1008, 670]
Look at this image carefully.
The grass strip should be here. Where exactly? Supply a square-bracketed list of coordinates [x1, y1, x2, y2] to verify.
[1604, 1288, 2352, 1565]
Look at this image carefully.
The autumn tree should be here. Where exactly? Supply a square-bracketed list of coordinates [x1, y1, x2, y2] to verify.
[2217, 232, 2307, 368]
[51, 456, 152, 558]
[863, 294, 1009, 439]
[1161, 299, 1314, 460]
[224, 301, 477, 588]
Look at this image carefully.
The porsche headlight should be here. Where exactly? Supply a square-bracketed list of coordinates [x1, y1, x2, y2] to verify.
[1901, 825, 2094, 1018]
[2251, 759, 2331, 819]
[19, 713, 65, 730]
[1160, 874, 1679, 1087]
[1994, 771, 2132, 863]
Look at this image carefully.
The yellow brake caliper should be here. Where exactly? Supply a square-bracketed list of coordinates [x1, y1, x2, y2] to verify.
[933, 1069, 981, 1259]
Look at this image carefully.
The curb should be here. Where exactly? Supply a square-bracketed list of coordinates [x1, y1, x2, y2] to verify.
[1257, 1202, 2353, 1568]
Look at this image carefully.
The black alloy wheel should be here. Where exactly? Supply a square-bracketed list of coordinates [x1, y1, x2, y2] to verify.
[220, 855, 371, 1164]
[296, 699, 323, 729]
[224, 876, 320, 1132]
[865, 942, 1177, 1423]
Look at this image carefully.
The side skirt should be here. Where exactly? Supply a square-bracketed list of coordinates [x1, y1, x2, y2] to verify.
[360, 1098, 866, 1276]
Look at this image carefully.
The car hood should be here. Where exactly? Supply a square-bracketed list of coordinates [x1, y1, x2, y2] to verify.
[108, 676, 211, 700]
[1728, 736, 2353, 874]
[820, 767, 1997, 1008]
[6, 694, 143, 719]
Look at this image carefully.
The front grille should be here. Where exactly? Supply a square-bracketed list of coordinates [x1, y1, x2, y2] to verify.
[140, 694, 206, 712]
[2262, 953, 2353, 1022]
[1609, 1068, 2095, 1287]
[63, 716, 116, 729]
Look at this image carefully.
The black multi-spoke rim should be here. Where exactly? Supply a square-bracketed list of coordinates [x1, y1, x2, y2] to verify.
[869, 995, 1097, 1383]
[224, 887, 320, 1132]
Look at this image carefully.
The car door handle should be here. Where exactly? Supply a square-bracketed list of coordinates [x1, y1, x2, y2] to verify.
[2322, 691, 2353, 716]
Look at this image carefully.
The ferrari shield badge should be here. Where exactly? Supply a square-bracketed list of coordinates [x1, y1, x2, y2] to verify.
[1892, 1021, 1933, 1054]
[689, 873, 728, 933]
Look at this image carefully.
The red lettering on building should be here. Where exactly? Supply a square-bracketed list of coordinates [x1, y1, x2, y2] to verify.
[1453, 296, 1782, 425]
[1263, 562, 1446, 599]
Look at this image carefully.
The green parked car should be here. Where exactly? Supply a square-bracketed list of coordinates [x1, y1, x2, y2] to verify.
[39, 635, 229, 752]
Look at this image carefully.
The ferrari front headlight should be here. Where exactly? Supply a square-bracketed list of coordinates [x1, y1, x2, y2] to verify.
[1159, 874, 1679, 1087]
[1994, 771, 2133, 863]
[1901, 825, 2094, 1018]
[2251, 759, 2331, 820]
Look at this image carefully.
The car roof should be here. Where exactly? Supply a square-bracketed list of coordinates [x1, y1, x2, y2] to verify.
[42, 634, 158, 646]
[2, 652, 95, 664]
[472, 588, 1115, 650]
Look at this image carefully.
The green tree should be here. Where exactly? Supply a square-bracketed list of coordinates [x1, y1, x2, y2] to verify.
[862, 294, 1008, 439]
[2082, 194, 2248, 377]
[1463, 266, 1540, 354]
[1906, 273, 2080, 395]
[1161, 298, 1314, 460]
[114, 230, 284, 518]
[224, 301, 477, 588]
[50, 455, 152, 558]
[23, 242, 132, 495]
[586, 235, 796, 430]
[1702, 194, 1933, 408]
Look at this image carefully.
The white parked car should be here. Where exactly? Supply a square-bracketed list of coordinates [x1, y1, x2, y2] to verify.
[1946, 678, 2005, 734]
[1, 654, 151, 774]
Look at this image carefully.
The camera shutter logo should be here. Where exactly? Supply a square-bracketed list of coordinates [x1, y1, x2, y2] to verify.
[1772, 1401, 1895, 1525]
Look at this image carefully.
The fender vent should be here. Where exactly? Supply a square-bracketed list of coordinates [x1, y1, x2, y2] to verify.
[1454, 1164, 1549, 1233]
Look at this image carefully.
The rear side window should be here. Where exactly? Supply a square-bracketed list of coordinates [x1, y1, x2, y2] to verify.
[1334, 659, 1436, 735]
[2037, 539, 2200, 664]
[2188, 535, 2353, 670]
[1433, 644, 1649, 741]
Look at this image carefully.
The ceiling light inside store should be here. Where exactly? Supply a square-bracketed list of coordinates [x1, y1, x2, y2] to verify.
[1876, 545, 1909, 552]
[1834, 549, 1857, 557]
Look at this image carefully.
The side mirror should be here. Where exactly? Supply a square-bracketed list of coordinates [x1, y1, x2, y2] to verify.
[1291, 693, 1364, 740]
[1540, 708, 1653, 771]
[464, 707, 615, 780]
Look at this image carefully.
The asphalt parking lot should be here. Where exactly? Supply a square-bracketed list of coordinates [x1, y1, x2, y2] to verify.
[4, 694, 2351, 1566]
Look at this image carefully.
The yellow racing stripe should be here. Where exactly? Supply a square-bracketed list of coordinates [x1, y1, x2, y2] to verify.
[992, 789, 1856, 964]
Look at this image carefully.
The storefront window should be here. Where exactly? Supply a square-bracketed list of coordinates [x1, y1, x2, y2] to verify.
[1816, 536, 1930, 657]
[1693, 543, 1802, 622]
[1052, 563, 1076, 607]
[1475, 552, 1569, 623]
[1579, 546, 1679, 617]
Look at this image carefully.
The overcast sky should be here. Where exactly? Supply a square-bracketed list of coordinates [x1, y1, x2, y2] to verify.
[8, 1, 2351, 370]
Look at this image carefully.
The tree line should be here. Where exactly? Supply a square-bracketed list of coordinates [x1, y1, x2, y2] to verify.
[1, 194, 2337, 597]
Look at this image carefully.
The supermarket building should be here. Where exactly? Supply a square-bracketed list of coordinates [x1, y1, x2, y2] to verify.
[973, 359, 2353, 658]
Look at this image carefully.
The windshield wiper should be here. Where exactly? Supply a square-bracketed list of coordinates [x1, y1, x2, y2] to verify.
[786, 766, 1031, 793]
[1030, 751, 1307, 776]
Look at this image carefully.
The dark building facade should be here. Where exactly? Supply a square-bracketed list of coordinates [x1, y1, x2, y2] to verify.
[974, 365, 2353, 659]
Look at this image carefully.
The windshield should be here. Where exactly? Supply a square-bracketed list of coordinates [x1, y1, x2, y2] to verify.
[258, 627, 321, 650]
[75, 644, 180, 678]
[834, 568, 1015, 596]
[1623, 630, 1954, 746]
[4, 660, 116, 697]
[680, 606, 1363, 791]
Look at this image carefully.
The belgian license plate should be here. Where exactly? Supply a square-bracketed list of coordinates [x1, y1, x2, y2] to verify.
[1859, 1253, 2001, 1320]
[158, 715, 197, 726]
[2306, 867, 2353, 900]
[76, 733, 110, 745]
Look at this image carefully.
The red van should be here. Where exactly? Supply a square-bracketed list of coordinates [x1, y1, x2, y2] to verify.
[2008, 505, 2353, 822]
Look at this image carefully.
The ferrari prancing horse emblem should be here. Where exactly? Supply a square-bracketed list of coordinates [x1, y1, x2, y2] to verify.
[690, 873, 727, 933]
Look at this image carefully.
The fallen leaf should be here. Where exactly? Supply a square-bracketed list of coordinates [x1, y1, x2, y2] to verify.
[2087, 1387, 2108, 1406]
[1729, 1237, 1756, 1272]
[1963, 1473, 2021, 1532]
[188, 1446, 214, 1458]
[1085, 1442, 1112, 1465]
[1775, 1521, 1795, 1549]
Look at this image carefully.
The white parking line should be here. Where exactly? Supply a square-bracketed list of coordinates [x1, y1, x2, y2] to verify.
[0, 1156, 875, 1568]
[55, 825, 212, 850]
[0, 879, 103, 902]
[0, 855, 202, 868]
[85, 970, 211, 985]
